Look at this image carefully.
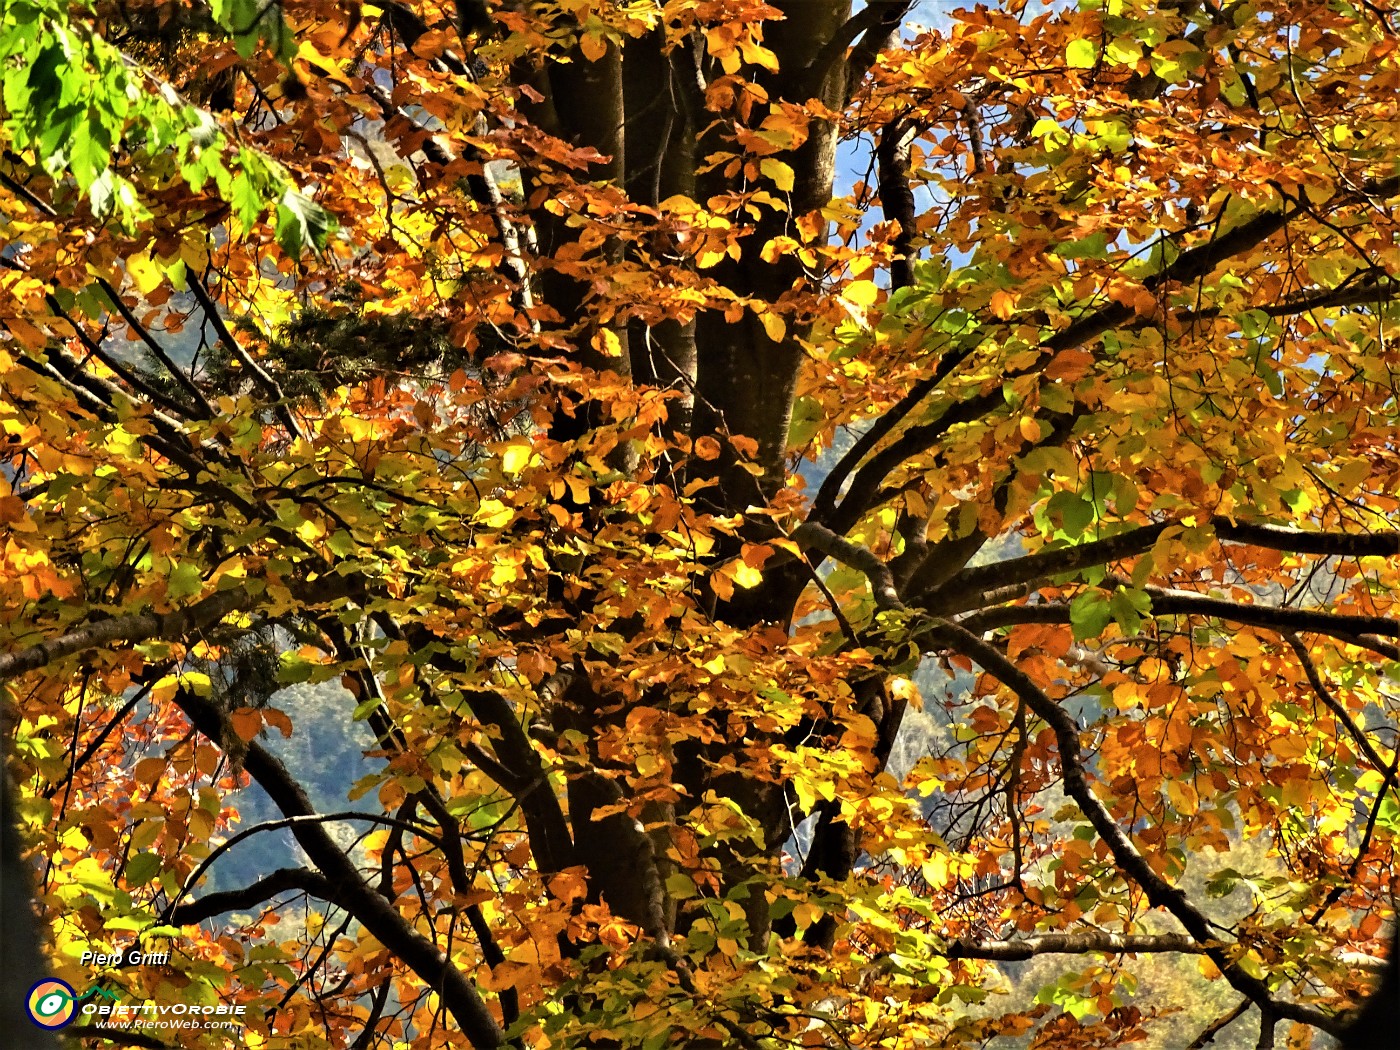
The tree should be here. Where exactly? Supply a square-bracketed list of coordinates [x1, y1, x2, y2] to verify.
[1, 0, 1399, 1047]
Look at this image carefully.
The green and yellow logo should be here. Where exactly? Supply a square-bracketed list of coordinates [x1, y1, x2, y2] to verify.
[26, 980, 120, 1030]
[26, 980, 76, 1029]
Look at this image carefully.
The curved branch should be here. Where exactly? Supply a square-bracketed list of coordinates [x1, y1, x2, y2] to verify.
[1213, 520, 1400, 558]
[841, 2, 912, 100]
[410, 627, 573, 874]
[925, 619, 1346, 1037]
[95, 277, 214, 418]
[168, 867, 334, 925]
[1132, 582, 1397, 643]
[44, 294, 198, 422]
[172, 688, 506, 1049]
[1285, 635, 1398, 791]
[1177, 275, 1400, 324]
[188, 276, 306, 442]
[822, 386, 1004, 534]
[818, 176, 1400, 530]
[1186, 1001, 1252, 1050]
[163, 812, 445, 926]
[809, 338, 979, 524]
[790, 521, 904, 610]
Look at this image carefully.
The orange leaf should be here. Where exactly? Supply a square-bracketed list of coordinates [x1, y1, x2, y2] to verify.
[229, 708, 263, 743]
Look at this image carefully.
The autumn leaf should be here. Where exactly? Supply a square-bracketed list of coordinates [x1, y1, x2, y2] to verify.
[2, 3, 1398, 1049]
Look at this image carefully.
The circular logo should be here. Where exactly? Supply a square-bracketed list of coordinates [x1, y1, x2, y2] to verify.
[26, 979, 77, 1029]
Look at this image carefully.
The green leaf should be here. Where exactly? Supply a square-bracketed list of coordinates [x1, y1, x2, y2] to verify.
[1070, 590, 1113, 641]
[665, 872, 697, 899]
[326, 530, 357, 557]
[787, 394, 822, 448]
[1053, 231, 1110, 260]
[124, 852, 161, 887]
[1066, 38, 1098, 68]
[279, 650, 316, 685]
[1109, 586, 1150, 635]
[166, 561, 204, 598]
[1048, 491, 1095, 538]
[275, 189, 337, 257]
[67, 115, 111, 189]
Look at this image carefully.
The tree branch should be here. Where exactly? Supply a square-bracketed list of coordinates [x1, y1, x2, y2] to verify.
[162, 809, 446, 924]
[949, 930, 1204, 961]
[818, 176, 1400, 530]
[1285, 635, 1399, 797]
[95, 277, 214, 418]
[1213, 519, 1400, 558]
[1177, 274, 1400, 324]
[957, 600, 1399, 661]
[810, 339, 978, 525]
[790, 521, 904, 610]
[187, 276, 306, 441]
[840, 2, 913, 101]
[1129, 581, 1397, 644]
[925, 619, 1346, 1036]
[1186, 1001, 1252, 1050]
[820, 386, 1004, 534]
[172, 688, 507, 1049]
[356, 73, 531, 300]
[876, 119, 919, 291]
[168, 867, 334, 925]
[925, 517, 1399, 613]
[0, 588, 248, 683]
[43, 295, 199, 423]
[0, 576, 356, 685]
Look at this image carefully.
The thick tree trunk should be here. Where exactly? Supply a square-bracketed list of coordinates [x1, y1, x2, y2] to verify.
[1, 767, 57, 1050]
[515, 8, 863, 940]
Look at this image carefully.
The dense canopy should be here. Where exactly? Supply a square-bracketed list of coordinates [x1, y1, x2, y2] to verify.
[1, 1, 1399, 1048]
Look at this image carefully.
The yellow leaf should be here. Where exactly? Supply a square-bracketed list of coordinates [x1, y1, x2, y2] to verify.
[990, 289, 1016, 319]
[760, 238, 783, 263]
[500, 440, 533, 474]
[126, 253, 163, 296]
[476, 499, 514, 528]
[759, 311, 786, 342]
[760, 158, 795, 192]
[149, 675, 180, 705]
[593, 328, 623, 357]
[296, 41, 352, 86]
[844, 279, 879, 306]
[889, 676, 922, 711]
[732, 562, 762, 589]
